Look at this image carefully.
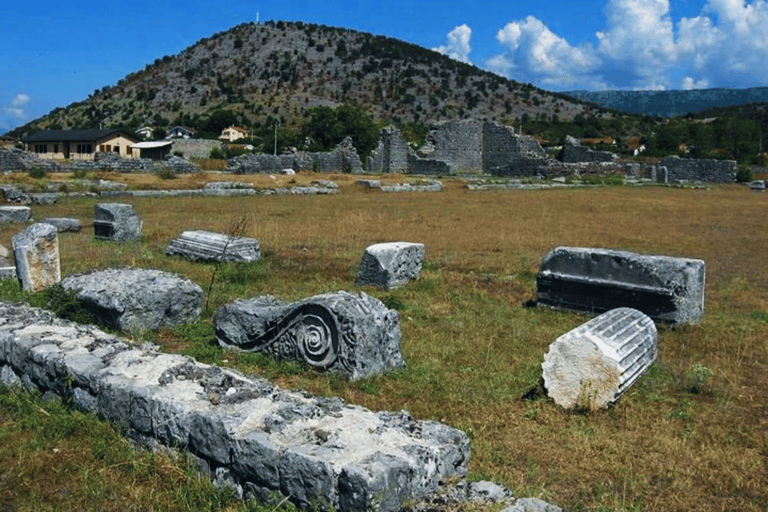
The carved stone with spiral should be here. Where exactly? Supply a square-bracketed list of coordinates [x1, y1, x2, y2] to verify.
[214, 291, 404, 380]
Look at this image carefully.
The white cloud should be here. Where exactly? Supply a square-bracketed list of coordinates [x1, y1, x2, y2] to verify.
[4, 94, 31, 119]
[432, 24, 473, 63]
[484, 0, 768, 91]
[486, 16, 601, 89]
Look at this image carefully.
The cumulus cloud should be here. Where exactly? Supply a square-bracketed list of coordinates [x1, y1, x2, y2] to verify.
[484, 0, 768, 91]
[4, 94, 31, 119]
[433, 24, 472, 63]
[486, 16, 602, 89]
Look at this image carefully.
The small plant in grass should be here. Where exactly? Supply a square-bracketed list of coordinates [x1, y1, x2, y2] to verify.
[684, 363, 714, 394]
[27, 167, 47, 179]
[156, 167, 177, 180]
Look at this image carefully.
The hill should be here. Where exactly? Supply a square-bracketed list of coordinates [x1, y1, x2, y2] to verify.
[565, 87, 768, 118]
[9, 21, 610, 139]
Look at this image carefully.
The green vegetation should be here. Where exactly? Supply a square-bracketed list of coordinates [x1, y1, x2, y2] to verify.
[0, 178, 766, 511]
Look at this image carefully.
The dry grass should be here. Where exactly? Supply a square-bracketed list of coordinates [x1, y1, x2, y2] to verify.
[1, 174, 767, 511]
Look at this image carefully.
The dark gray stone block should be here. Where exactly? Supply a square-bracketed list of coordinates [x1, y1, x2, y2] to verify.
[94, 203, 142, 241]
[214, 291, 403, 380]
[0, 205, 32, 223]
[61, 268, 202, 331]
[537, 246, 705, 325]
[41, 217, 82, 232]
[357, 242, 425, 290]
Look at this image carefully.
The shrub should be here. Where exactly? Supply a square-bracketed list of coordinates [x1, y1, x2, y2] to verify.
[735, 167, 753, 183]
[28, 167, 46, 179]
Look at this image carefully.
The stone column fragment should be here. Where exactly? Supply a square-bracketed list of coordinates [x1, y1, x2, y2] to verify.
[537, 246, 705, 325]
[166, 230, 261, 263]
[542, 307, 657, 410]
[12, 222, 61, 292]
[356, 242, 425, 290]
[94, 203, 142, 241]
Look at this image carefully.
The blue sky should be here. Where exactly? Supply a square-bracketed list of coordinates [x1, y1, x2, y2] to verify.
[3, 0, 768, 133]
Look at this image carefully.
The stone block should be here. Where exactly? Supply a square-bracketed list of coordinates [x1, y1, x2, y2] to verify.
[0, 206, 32, 223]
[0, 301, 470, 512]
[41, 217, 82, 232]
[93, 203, 142, 241]
[537, 246, 705, 325]
[166, 230, 261, 263]
[12, 223, 61, 292]
[61, 268, 202, 331]
[541, 307, 657, 409]
[214, 291, 403, 380]
[357, 242, 425, 290]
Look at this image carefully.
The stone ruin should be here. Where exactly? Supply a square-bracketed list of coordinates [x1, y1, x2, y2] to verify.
[214, 291, 403, 381]
[368, 120, 549, 176]
[0, 205, 32, 223]
[93, 203, 142, 242]
[227, 137, 363, 174]
[542, 307, 658, 410]
[356, 242, 425, 289]
[0, 301, 469, 512]
[559, 135, 617, 163]
[60, 268, 202, 331]
[166, 230, 261, 263]
[537, 246, 706, 325]
[12, 222, 61, 292]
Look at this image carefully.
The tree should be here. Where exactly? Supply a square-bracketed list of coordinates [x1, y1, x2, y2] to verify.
[300, 105, 379, 162]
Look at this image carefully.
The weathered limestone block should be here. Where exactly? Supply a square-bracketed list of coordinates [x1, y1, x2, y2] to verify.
[357, 242, 425, 289]
[12, 223, 61, 292]
[41, 217, 82, 232]
[0, 205, 32, 223]
[537, 246, 705, 324]
[166, 230, 261, 263]
[542, 307, 658, 409]
[60, 268, 202, 331]
[0, 301, 468, 511]
[214, 291, 403, 380]
[93, 203, 142, 241]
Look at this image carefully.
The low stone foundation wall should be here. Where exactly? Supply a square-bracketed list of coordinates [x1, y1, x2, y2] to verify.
[659, 156, 736, 183]
[0, 148, 62, 172]
[228, 138, 363, 174]
[0, 301, 469, 511]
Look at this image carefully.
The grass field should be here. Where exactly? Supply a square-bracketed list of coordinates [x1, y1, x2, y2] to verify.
[1, 172, 766, 511]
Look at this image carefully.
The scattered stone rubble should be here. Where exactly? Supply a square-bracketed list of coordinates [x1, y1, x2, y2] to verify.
[60, 268, 202, 331]
[167, 230, 261, 263]
[537, 246, 706, 325]
[214, 291, 403, 380]
[357, 242, 425, 290]
[542, 308, 658, 410]
[0, 301, 470, 512]
[0, 205, 32, 223]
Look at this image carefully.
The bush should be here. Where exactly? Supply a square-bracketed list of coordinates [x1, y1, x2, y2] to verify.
[28, 167, 46, 179]
[209, 147, 226, 160]
[735, 167, 754, 183]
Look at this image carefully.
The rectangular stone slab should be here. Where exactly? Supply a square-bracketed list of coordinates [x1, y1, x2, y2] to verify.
[0, 301, 468, 512]
[537, 246, 705, 325]
[166, 230, 261, 263]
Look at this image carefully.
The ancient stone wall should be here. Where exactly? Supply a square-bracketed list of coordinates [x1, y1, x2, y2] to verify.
[368, 126, 410, 173]
[0, 148, 62, 172]
[227, 138, 363, 174]
[659, 156, 737, 183]
[63, 154, 200, 174]
[561, 145, 617, 163]
[421, 120, 484, 173]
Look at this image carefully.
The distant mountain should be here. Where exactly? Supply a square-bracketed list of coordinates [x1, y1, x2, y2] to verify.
[9, 21, 610, 139]
[564, 87, 768, 118]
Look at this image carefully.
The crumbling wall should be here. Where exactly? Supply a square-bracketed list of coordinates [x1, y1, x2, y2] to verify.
[368, 126, 409, 173]
[228, 138, 363, 174]
[560, 136, 617, 163]
[659, 156, 736, 183]
[171, 139, 223, 159]
[0, 148, 62, 172]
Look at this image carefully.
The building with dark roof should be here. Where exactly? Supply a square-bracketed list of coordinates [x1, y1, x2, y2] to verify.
[21, 129, 138, 160]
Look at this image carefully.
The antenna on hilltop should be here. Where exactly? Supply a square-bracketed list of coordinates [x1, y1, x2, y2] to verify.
[256, 12, 259, 24]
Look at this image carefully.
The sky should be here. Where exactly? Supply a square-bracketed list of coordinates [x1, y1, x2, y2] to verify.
[3, 0, 768, 133]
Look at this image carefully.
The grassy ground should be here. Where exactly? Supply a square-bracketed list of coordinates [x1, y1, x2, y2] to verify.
[1, 172, 766, 511]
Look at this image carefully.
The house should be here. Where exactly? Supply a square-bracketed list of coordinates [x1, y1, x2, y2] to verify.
[0, 134, 16, 148]
[166, 126, 196, 139]
[220, 126, 248, 142]
[130, 140, 173, 160]
[135, 126, 154, 139]
[20, 129, 138, 160]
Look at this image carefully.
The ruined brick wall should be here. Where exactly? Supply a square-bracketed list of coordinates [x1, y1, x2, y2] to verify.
[561, 145, 617, 163]
[425, 119, 484, 173]
[482, 123, 521, 173]
[0, 148, 62, 172]
[659, 156, 737, 183]
[368, 126, 410, 173]
[227, 139, 363, 174]
[406, 154, 451, 175]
